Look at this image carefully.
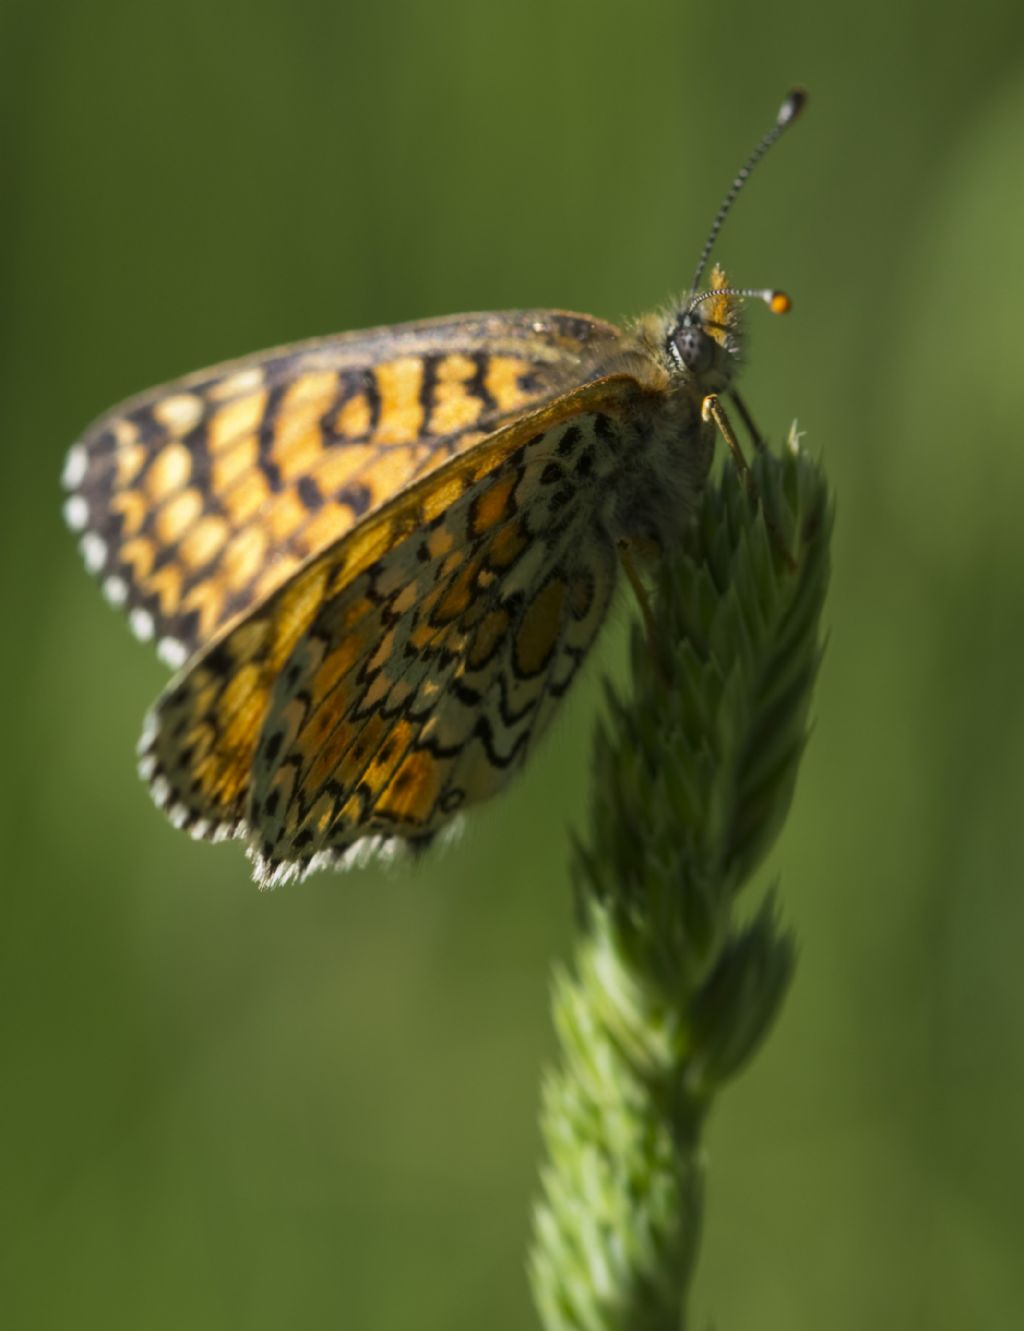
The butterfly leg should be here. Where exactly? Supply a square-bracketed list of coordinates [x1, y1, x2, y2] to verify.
[702, 392, 754, 489]
[618, 539, 670, 685]
[729, 386, 767, 453]
[702, 393, 796, 572]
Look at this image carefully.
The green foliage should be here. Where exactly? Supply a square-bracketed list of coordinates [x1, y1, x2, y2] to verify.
[531, 440, 831, 1329]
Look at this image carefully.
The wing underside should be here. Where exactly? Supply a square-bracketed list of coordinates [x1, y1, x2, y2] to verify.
[138, 379, 640, 884]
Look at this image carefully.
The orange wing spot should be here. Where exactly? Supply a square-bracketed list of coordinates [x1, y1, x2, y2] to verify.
[373, 358, 425, 444]
[430, 386, 483, 436]
[271, 373, 338, 477]
[335, 392, 372, 439]
[146, 442, 192, 501]
[272, 425, 326, 485]
[467, 607, 509, 669]
[488, 521, 529, 570]
[115, 441, 147, 488]
[433, 555, 481, 624]
[208, 389, 269, 453]
[426, 523, 456, 561]
[308, 793, 336, 836]
[437, 353, 477, 382]
[119, 536, 156, 582]
[359, 718, 416, 795]
[515, 578, 566, 676]
[219, 465, 269, 526]
[179, 515, 229, 570]
[311, 443, 375, 496]
[155, 488, 203, 546]
[374, 746, 442, 825]
[470, 470, 517, 536]
[222, 525, 269, 594]
[281, 370, 339, 412]
[217, 660, 262, 721]
[192, 747, 250, 807]
[110, 488, 148, 537]
[181, 580, 227, 643]
[336, 791, 367, 829]
[408, 616, 438, 652]
[429, 354, 482, 435]
[365, 622, 400, 676]
[211, 433, 258, 494]
[264, 489, 309, 545]
[484, 355, 531, 412]
[145, 562, 184, 617]
[439, 550, 465, 579]
[392, 577, 424, 615]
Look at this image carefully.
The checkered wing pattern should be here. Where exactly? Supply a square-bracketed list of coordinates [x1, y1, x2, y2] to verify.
[138, 379, 636, 885]
[62, 311, 621, 669]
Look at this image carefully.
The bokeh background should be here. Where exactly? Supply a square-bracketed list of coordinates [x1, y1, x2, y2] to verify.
[3, 2, 1023, 1327]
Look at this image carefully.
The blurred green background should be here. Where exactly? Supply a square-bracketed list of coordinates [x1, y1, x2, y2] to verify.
[3, 1, 1023, 1327]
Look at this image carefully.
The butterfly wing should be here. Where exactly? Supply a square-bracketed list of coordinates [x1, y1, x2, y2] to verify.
[138, 374, 645, 880]
[247, 408, 621, 886]
[63, 311, 622, 668]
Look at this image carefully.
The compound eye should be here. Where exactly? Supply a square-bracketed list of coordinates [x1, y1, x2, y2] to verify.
[670, 317, 713, 373]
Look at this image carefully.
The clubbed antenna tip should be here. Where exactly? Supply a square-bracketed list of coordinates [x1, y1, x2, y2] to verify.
[778, 88, 807, 127]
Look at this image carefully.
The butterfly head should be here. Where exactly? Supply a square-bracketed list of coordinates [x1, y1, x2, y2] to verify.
[663, 266, 792, 390]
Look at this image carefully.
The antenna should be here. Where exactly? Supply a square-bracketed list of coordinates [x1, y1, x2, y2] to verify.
[688, 89, 806, 298]
[687, 286, 792, 317]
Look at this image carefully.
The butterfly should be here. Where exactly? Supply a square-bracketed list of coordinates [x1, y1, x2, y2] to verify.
[62, 91, 805, 888]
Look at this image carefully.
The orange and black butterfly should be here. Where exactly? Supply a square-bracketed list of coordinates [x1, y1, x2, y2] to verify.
[62, 92, 804, 887]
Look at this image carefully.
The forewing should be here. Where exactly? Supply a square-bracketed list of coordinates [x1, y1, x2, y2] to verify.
[138, 376, 638, 870]
[63, 310, 622, 668]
